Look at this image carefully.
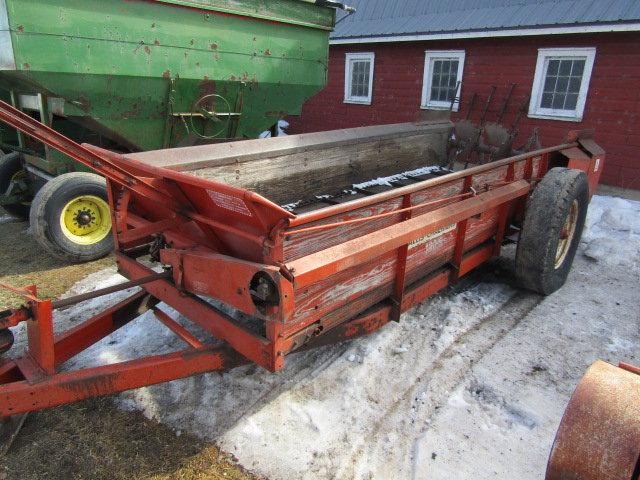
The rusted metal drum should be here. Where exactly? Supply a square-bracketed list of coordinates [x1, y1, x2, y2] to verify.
[546, 360, 640, 480]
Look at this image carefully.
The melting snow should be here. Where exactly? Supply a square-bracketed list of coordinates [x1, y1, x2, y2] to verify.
[353, 165, 441, 189]
[580, 195, 640, 267]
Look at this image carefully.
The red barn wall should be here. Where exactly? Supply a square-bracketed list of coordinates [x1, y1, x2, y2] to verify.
[287, 32, 640, 190]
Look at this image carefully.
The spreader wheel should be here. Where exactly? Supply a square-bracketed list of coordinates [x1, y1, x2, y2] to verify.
[515, 167, 589, 295]
[30, 172, 113, 263]
[0, 151, 31, 218]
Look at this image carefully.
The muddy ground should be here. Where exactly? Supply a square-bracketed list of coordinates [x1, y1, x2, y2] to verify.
[0, 216, 112, 309]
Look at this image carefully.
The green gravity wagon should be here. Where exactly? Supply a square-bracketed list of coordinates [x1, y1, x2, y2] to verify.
[0, 0, 344, 261]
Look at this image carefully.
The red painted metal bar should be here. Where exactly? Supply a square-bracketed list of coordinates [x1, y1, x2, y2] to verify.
[299, 305, 393, 351]
[26, 298, 54, 375]
[0, 100, 173, 208]
[391, 193, 413, 321]
[116, 254, 273, 370]
[0, 345, 245, 417]
[118, 217, 186, 244]
[54, 290, 157, 366]
[400, 269, 451, 313]
[180, 211, 269, 247]
[152, 307, 205, 349]
[288, 180, 530, 289]
[619, 362, 640, 376]
[537, 153, 549, 181]
[458, 243, 494, 277]
[285, 191, 473, 235]
[105, 181, 122, 252]
[450, 176, 473, 283]
[493, 163, 516, 256]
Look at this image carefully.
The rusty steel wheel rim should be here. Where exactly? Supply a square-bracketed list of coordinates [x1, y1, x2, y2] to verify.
[546, 361, 640, 480]
[555, 199, 579, 269]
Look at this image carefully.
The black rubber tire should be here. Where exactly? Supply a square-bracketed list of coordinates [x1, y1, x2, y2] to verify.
[30, 172, 113, 263]
[0, 151, 30, 218]
[515, 167, 589, 295]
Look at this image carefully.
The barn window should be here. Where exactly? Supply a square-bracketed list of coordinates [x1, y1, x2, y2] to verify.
[529, 47, 596, 121]
[344, 52, 375, 105]
[421, 50, 465, 111]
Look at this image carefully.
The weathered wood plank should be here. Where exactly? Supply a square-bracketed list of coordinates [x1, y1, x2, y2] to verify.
[126, 121, 451, 171]
[126, 121, 451, 205]
[186, 132, 447, 204]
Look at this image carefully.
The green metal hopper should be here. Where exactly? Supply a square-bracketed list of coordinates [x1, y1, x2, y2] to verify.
[0, 0, 345, 261]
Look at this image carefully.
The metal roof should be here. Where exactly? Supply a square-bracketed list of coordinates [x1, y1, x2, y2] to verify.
[332, 0, 640, 41]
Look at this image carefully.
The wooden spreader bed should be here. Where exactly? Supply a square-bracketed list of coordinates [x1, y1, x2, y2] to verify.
[0, 100, 604, 424]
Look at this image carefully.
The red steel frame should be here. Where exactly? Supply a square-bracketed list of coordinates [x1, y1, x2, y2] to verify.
[0, 101, 605, 417]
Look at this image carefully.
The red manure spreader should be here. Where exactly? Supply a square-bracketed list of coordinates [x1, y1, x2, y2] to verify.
[0, 100, 606, 451]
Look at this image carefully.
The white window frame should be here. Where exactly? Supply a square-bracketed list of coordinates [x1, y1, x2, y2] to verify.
[344, 52, 375, 105]
[528, 47, 596, 122]
[421, 50, 465, 111]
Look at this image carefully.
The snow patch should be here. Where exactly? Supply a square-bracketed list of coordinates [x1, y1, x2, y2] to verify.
[353, 165, 441, 189]
[281, 199, 302, 212]
[581, 195, 640, 267]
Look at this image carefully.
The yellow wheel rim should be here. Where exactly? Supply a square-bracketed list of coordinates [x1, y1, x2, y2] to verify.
[59, 195, 111, 245]
[555, 199, 579, 269]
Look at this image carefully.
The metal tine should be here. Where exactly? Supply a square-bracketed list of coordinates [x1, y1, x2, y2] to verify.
[480, 86, 497, 127]
[448, 80, 462, 112]
[465, 85, 497, 168]
[497, 83, 516, 123]
[465, 92, 477, 120]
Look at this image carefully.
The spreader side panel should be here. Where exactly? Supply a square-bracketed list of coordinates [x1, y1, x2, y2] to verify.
[284, 208, 500, 336]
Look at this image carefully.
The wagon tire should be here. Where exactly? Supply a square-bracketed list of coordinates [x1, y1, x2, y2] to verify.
[30, 172, 113, 263]
[515, 167, 589, 295]
[0, 151, 31, 218]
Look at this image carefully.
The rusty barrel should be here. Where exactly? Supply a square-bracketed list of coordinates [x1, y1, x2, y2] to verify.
[546, 360, 640, 480]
